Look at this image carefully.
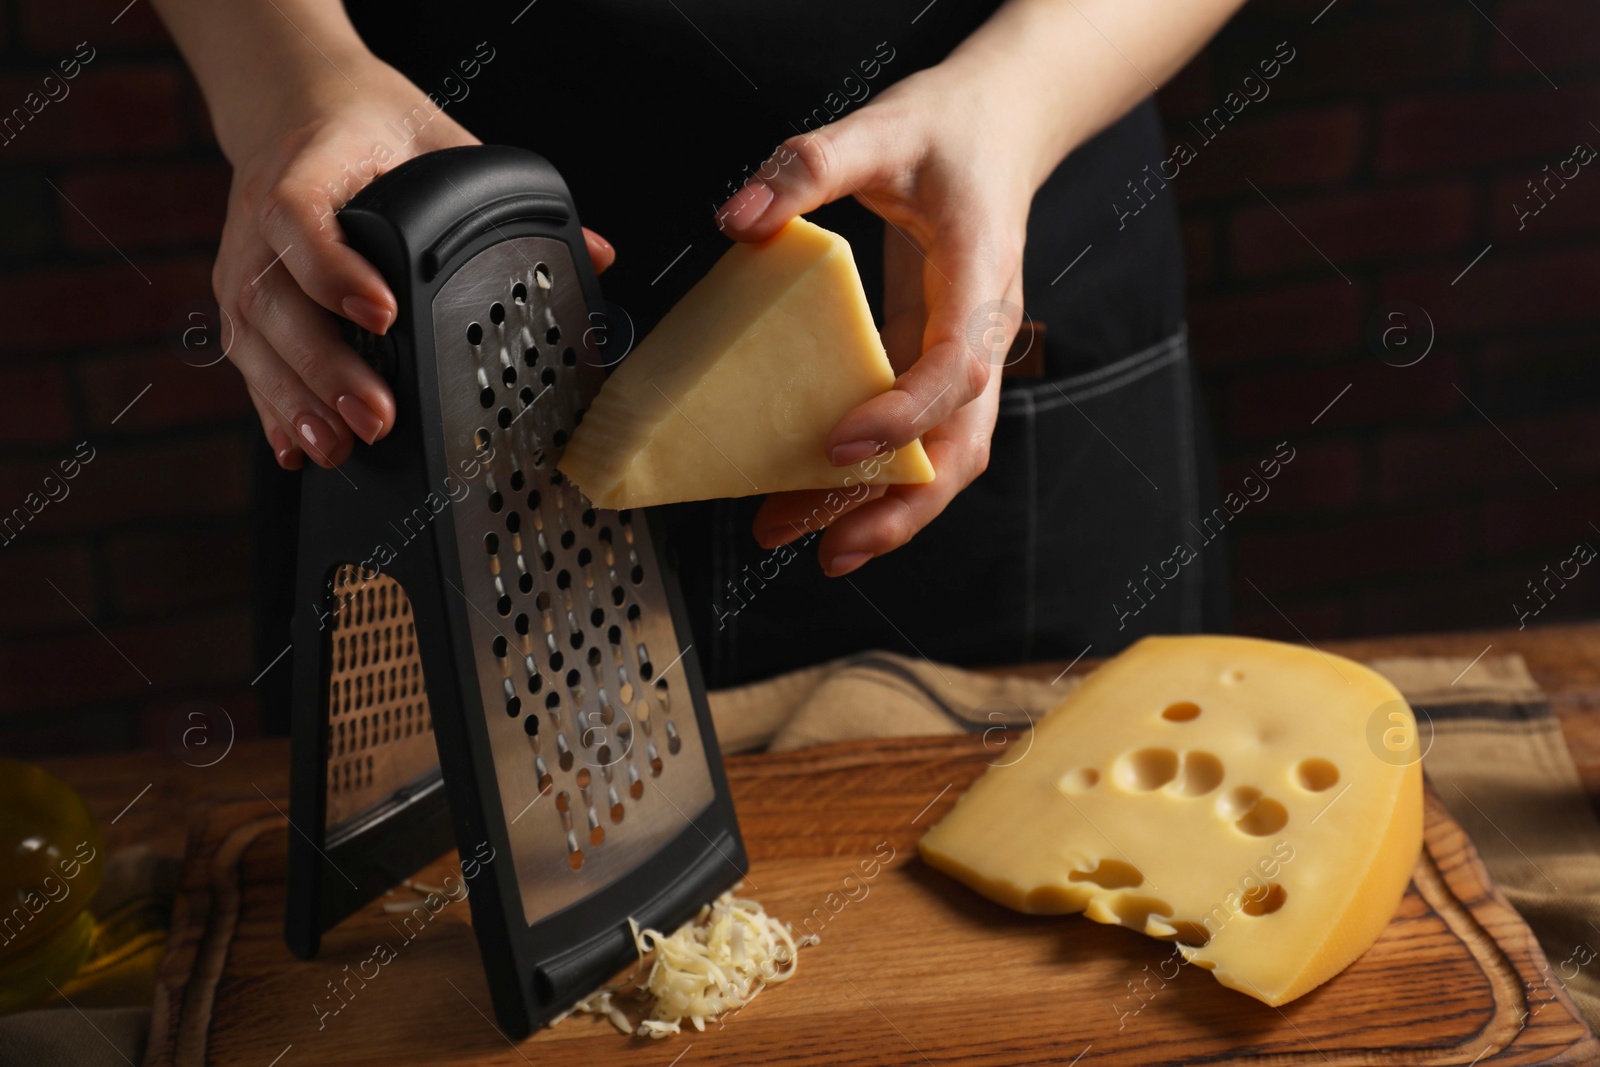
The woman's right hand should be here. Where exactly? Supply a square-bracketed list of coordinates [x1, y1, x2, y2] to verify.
[213, 53, 615, 469]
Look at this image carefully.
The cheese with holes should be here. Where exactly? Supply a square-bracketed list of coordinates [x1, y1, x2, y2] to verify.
[558, 217, 934, 509]
[918, 635, 1423, 1006]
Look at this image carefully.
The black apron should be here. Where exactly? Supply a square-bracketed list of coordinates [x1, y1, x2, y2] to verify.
[255, 0, 1226, 708]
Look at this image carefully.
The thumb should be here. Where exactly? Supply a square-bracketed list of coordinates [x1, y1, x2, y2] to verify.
[715, 111, 902, 242]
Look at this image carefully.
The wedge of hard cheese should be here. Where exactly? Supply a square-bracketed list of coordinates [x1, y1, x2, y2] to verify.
[558, 217, 934, 509]
[919, 634, 1423, 1006]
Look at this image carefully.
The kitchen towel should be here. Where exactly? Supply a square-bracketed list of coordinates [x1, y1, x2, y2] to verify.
[708, 648, 1600, 1029]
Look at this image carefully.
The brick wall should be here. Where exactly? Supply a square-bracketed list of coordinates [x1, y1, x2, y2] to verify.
[1163, 0, 1600, 641]
[0, 0, 1595, 756]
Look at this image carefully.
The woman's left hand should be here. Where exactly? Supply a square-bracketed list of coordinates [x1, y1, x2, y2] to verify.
[715, 63, 1036, 578]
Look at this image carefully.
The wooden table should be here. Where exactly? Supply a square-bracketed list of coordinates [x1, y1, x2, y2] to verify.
[37, 621, 1600, 1065]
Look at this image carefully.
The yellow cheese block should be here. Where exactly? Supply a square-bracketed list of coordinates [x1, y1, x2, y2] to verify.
[918, 635, 1423, 1006]
[558, 217, 935, 509]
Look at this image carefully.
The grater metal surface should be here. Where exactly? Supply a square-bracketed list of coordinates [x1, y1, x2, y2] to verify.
[432, 236, 715, 924]
[284, 145, 745, 1039]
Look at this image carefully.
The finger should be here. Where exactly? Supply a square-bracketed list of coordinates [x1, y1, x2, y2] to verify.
[583, 227, 616, 274]
[826, 238, 1018, 465]
[751, 484, 888, 549]
[714, 110, 903, 242]
[256, 168, 398, 335]
[238, 265, 396, 445]
[247, 385, 305, 471]
[228, 324, 354, 469]
[816, 380, 1001, 576]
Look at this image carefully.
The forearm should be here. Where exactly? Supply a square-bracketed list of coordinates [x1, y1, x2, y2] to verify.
[148, 0, 370, 163]
[940, 0, 1248, 194]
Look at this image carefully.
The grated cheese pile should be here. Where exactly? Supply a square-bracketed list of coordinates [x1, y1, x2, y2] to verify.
[568, 890, 813, 1039]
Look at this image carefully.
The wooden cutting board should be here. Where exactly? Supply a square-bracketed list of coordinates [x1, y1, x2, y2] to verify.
[146, 735, 1598, 1067]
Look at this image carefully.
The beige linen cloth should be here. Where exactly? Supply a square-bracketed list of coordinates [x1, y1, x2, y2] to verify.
[4, 648, 1598, 1066]
[707, 649, 1600, 1027]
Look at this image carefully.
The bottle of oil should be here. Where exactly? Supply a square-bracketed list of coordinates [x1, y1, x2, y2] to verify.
[0, 757, 104, 1013]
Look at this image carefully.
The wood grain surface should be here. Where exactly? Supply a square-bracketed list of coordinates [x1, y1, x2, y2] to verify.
[141, 734, 1598, 1067]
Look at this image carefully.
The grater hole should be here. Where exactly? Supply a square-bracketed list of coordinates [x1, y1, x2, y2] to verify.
[496, 595, 512, 616]
[562, 346, 576, 366]
[581, 509, 597, 527]
[640, 661, 654, 682]
[527, 489, 541, 510]
[536, 591, 552, 611]
[540, 368, 556, 386]
[528, 673, 543, 693]
[577, 767, 591, 787]
[479, 387, 494, 408]
[608, 625, 622, 645]
[560, 531, 576, 549]
[512, 282, 527, 304]
[565, 668, 580, 688]
[597, 744, 613, 765]
[493, 636, 508, 658]
[510, 470, 524, 491]
[546, 325, 561, 345]
[611, 803, 624, 823]
[519, 573, 533, 594]
[569, 851, 584, 871]
[515, 613, 530, 634]
[506, 695, 521, 717]
[506, 512, 521, 533]
[467, 322, 483, 346]
[560, 750, 574, 771]
[534, 263, 551, 288]
[545, 692, 560, 709]
[550, 650, 564, 671]
[523, 347, 538, 367]
[524, 714, 539, 736]
[553, 429, 568, 448]
[484, 532, 498, 554]
[587, 647, 602, 666]
[541, 551, 555, 571]
[599, 527, 613, 543]
[474, 428, 491, 452]
[497, 407, 513, 429]
[557, 569, 572, 589]
[490, 302, 505, 325]
[488, 492, 503, 513]
[630, 565, 644, 585]
[590, 608, 604, 627]
[502, 365, 517, 387]
[618, 510, 633, 525]
[531, 450, 547, 469]
[611, 586, 625, 606]
[630, 778, 644, 799]
[519, 385, 534, 406]
[590, 826, 604, 846]
[570, 630, 584, 650]
[577, 548, 593, 567]
[555, 790, 569, 813]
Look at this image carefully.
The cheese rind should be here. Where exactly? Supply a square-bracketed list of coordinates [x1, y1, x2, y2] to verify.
[558, 218, 935, 509]
[918, 635, 1423, 1006]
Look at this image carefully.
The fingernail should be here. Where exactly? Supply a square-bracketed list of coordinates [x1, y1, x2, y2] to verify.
[829, 440, 881, 467]
[824, 552, 872, 578]
[269, 427, 300, 470]
[297, 415, 336, 463]
[342, 294, 394, 335]
[590, 231, 613, 253]
[337, 394, 385, 445]
[716, 180, 774, 230]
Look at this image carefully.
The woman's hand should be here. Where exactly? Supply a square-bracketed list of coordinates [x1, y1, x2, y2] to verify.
[715, 63, 1033, 578]
[212, 54, 614, 470]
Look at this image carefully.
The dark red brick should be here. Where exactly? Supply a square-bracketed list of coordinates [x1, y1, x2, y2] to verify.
[1226, 351, 1463, 440]
[133, 688, 262, 752]
[1380, 244, 1600, 333]
[0, 170, 58, 258]
[0, 607, 252, 715]
[0, 541, 97, 631]
[106, 523, 250, 614]
[1189, 278, 1365, 368]
[1491, 0, 1600, 77]
[1221, 439, 1364, 513]
[0, 708, 140, 757]
[1375, 83, 1600, 176]
[0, 434, 248, 540]
[18, 0, 172, 53]
[1355, 564, 1554, 636]
[1489, 167, 1600, 241]
[1377, 405, 1600, 502]
[1286, 11, 1476, 97]
[0, 65, 184, 161]
[59, 160, 228, 251]
[1478, 334, 1600, 414]
[1235, 506, 1471, 595]
[1482, 484, 1600, 556]
[1230, 184, 1478, 276]
[1231, 591, 1353, 642]
[0, 256, 211, 353]
[0, 363, 74, 445]
[1177, 106, 1364, 201]
[80, 349, 252, 432]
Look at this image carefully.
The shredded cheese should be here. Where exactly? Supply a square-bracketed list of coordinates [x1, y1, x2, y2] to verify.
[567, 890, 811, 1039]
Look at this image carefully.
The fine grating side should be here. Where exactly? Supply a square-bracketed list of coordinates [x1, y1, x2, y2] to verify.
[432, 235, 717, 926]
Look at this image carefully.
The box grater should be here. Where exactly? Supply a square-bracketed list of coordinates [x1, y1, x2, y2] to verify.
[284, 145, 746, 1038]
